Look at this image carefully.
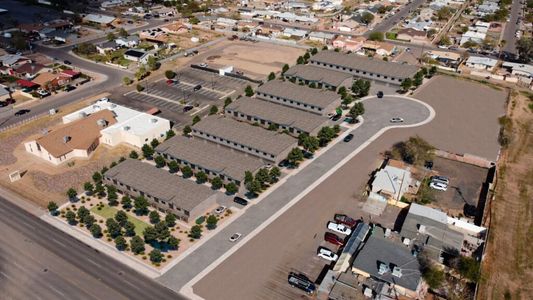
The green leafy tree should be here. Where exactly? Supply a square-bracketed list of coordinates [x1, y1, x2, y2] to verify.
[136, 84, 144, 92]
[401, 78, 412, 91]
[66, 211, 77, 224]
[124, 221, 136, 237]
[107, 185, 118, 206]
[149, 210, 160, 224]
[66, 188, 77, 200]
[165, 129, 175, 140]
[106, 218, 121, 238]
[244, 171, 254, 184]
[209, 105, 218, 115]
[147, 56, 160, 71]
[516, 37, 533, 62]
[246, 179, 262, 195]
[142, 144, 154, 158]
[224, 97, 232, 108]
[167, 236, 180, 250]
[282, 64, 289, 74]
[92, 171, 102, 183]
[118, 27, 128, 38]
[269, 167, 281, 183]
[84, 182, 94, 195]
[255, 168, 270, 185]
[337, 86, 347, 98]
[77, 206, 90, 220]
[129, 150, 139, 159]
[101, 166, 108, 174]
[168, 160, 179, 173]
[121, 195, 132, 209]
[206, 215, 218, 230]
[361, 12, 374, 25]
[165, 70, 176, 79]
[310, 48, 318, 55]
[299, 134, 319, 153]
[457, 256, 481, 282]
[436, 6, 452, 20]
[106, 32, 116, 41]
[150, 249, 163, 263]
[150, 138, 160, 149]
[165, 213, 177, 227]
[368, 31, 384, 41]
[135, 65, 148, 81]
[287, 148, 304, 166]
[192, 115, 201, 125]
[225, 182, 238, 194]
[189, 225, 202, 239]
[130, 236, 145, 254]
[115, 236, 127, 251]
[317, 126, 336, 146]
[210, 177, 223, 190]
[154, 155, 166, 168]
[303, 52, 310, 61]
[296, 56, 305, 64]
[155, 221, 170, 241]
[413, 73, 423, 87]
[244, 85, 254, 97]
[267, 72, 276, 81]
[123, 76, 132, 85]
[134, 196, 149, 215]
[143, 226, 158, 243]
[183, 125, 192, 136]
[47, 201, 58, 214]
[195, 171, 208, 184]
[115, 211, 128, 226]
[349, 102, 365, 120]
[428, 66, 437, 77]
[83, 214, 96, 228]
[423, 265, 445, 289]
[90, 224, 102, 238]
[351, 79, 371, 97]
[94, 182, 105, 197]
[181, 166, 193, 178]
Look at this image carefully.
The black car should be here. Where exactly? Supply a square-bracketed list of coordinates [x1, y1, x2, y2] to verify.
[233, 196, 248, 206]
[343, 134, 354, 142]
[288, 272, 316, 295]
[64, 60, 72, 65]
[377, 91, 384, 98]
[182, 105, 194, 112]
[193, 84, 202, 91]
[15, 109, 30, 116]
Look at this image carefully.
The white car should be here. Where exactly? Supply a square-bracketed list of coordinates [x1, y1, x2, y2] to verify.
[317, 247, 338, 262]
[429, 181, 448, 191]
[431, 175, 449, 185]
[390, 117, 404, 123]
[199, 63, 208, 67]
[214, 206, 226, 215]
[327, 222, 352, 235]
[229, 233, 242, 242]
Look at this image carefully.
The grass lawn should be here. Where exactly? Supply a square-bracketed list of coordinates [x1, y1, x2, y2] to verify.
[90, 205, 150, 236]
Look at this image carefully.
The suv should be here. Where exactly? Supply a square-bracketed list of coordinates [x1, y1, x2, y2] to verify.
[377, 91, 384, 98]
[193, 84, 202, 91]
[288, 272, 316, 295]
[343, 134, 354, 143]
[324, 232, 344, 246]
[334, 214, 357, 227]
[182, 105, 194, 112]
[233, 196, 248, 206]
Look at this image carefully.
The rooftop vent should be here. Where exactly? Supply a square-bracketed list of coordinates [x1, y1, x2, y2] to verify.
[79, 111, 87, 118]
[417, 224, 426, 233]
[62, 135, 71, 143]
[392, 266, 402, 278]
[403, 237, 411, 246]
[92, 105, 101, 111]
[378, 262, 390, 275]
[96, 119, 107, 127]
[150, 118, 158, 123]
[122, 126, 131, 131]
[111, 104, 117, 108]
[385, 228, 391, 238]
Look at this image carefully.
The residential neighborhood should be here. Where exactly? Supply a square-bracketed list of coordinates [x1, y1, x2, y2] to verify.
[0, 0, 531, 300]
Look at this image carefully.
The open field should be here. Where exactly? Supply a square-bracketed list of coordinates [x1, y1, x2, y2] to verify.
[478, 90, 533, 300]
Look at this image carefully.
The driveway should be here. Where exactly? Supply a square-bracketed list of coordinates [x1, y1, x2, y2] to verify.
[156, 95, 433, 297]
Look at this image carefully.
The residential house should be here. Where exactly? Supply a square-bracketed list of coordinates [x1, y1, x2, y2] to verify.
[370, 164, 418, 202]
[501, 62, 533, 81]
[465, 56, 498, 71]
[397, 28, 427, 43]
[0, 84, 10, 101]
[139, 28, 168, 44]
[308, 31, 335, 44]
[332, 36, 365, 52]
[161, 22, 190, 35]
[13, 63, 47, 79]
[32, 72, 67, 90]
[361, 40, 396, 56]
[404, 20, 433, 32]
[427, 50, 462, 67]
[123, 49, 152, 64]
[283, 64, 353, 91]
[96, 40, 119, 54]
[0, 54, 31, 68]
[115, 36, 140, 48]
[283, 28, 308, 39]
[332, 18, 360, 32]
[83, 14, 116, 27]
[460, 31, 486, 45]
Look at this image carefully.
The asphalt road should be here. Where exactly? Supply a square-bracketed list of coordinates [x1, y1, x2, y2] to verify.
[157, 96, 432, 295]
[0, 197, 183, 300]
[365, 0, 425, 36]
[501, 0, 524, 54]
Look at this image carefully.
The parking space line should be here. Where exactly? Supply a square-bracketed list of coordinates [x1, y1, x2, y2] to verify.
[190, 104, 209, 116]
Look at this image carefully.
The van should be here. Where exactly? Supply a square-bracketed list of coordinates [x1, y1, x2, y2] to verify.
[288, 272, 316, 294]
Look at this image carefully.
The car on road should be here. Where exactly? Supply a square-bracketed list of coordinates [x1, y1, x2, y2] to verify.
[193, 84, 202, 91]
[377, 91, 384, 98]
[288, 272, 316, 295]
[37, 89, 50, 97]
[324, 232, 344, 246]
[63, 60, 72, 65]
[317, 247, 338, 262]
[64, 85, 76, 92]
[390, 117, 404, 123]
[233, 196, 248, 206]
[182, 105, 194, 112]
[431, 175, 450, 185]
[327, 222, 352, 235]
[334, 214, 357, 227]
[429, 181, 448, 191]
[199, 63, 208, 68]
[343, 134, 354, 142]
[214, 206, 226, 214]
[14, 109, 30, 116]
[229, 233, 242, 242]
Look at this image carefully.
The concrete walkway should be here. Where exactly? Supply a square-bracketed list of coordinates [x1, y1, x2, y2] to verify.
[156, 95, 434, 297]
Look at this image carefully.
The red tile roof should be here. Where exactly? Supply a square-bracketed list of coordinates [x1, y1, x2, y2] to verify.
[17, 79, 38, 88]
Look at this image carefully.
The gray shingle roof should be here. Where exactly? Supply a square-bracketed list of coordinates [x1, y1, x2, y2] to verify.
[256, 80, 341, 109]
[105, 159, 217, 211]
[310, 51, 419, 79]
[284, 64, 353, 87]
[225, 97, 329, 134]
[155, 135, 265, 181]
[192, 115, 297, 157]
[352, 227, 422, 292]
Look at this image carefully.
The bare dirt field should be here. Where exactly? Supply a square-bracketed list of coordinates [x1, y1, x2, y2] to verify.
[414, 75, 507, 161]
[203, 42, 306, 79]
[477, 90, 533, 300]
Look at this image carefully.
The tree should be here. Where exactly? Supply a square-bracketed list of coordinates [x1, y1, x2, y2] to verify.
[349, 102, 365, 120]
[167, 236, 180, 250]
[66, 188, 77, 200]
[195, 171, 208, 184]
[168, 160, 179, 173]
[211, 177, 223, 190]
[115, 211, 128, 226]
[189, 225, 202, 239]
[457, 256, 480, 282]
[401, 78, 412, 91]
[142, 144, 154, 159]
[310, 47, 318, 55]
[130, 236, 145, 254]
[361, 12, 374, 25]
[244, 171, 254, 184]
[77, 206, 90, 220]
[192, 115, 201, 125]
[107, 186, 118, 206]
[337, 86, 347, 98]
[516, 37, 533, 62]
[147, 56, 160, 71]
[269, 167, 281, 183]
[123, 76, 132, 85]
[114, 236, 127, 251]
[413, 73, 423, 87]
[150, 138, 160, 149]
[165, 213, 177, 227]
[134, 196, 149, 215]
[74, 42, 97, 55]
[244, 85, 254, 97]
[303, 52, 310, 61]
[224, 97, 232, 108]
[118, 27, 128, 38]
[106, 218, 121, 238]
[154, 155, 166, 168]
[94, 182, 105, 197]
[90, 224, 102, 238]
[149, 210, 160, 224]
[428, 66, 437, 77]
[317, 126, 336, 146]
[106, 32, 116, 41]
[206, 215, 218, 229]
[47, 201, 58, 214]
[225, 182, 238, 194]
[209, 105, 218, 115]
[129, 150, 139, 159]
[150, 249, 163, 263]
[121, 195, 132, 209]
[351, 79, 371, 97]
[183, 125, 192, 136]
[165, 129, 175, 140]
[296, 56, 305, 64]
[181, 166, 193, 178]
[92, 171, 102, 183]
[282, 64, 289, 74]
[66, 211, 77, 224]
[83, 214, 96, 228]
[368, 31, 384, 41]
[135, 65, 148, 81]
[83, 182, 94, 195]
[462, 40, 479, 49]
[246, 180, 262, 195]
[287, 148, 304, 166]
[268, 72, 276, 81]
[165, 70, 176, 79]
[422, 265, 445, 289]
[255, 168, 270, 185]
[136, 84, 144, 92]
[143, 226, 158, 243]
[436, 6, 452, 20]
[301, 135, 319, 153]
[101, 166, 108, 174]
[438, 35, 451, 46]
[124, 221, 136, 237]
[154, 221, 169, 241]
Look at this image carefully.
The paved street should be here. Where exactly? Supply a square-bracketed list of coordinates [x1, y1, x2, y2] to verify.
[501, 0, 524, 54]
[366, 0, 425, 36]
[157, 96, 433, 296]
[0, 197, 183, 300]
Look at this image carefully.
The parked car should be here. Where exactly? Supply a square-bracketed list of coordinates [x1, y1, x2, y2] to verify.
[343, 134, 354, 142]
[317, 247, 338, 262]
[182, 105, 194, 112]
[199, 63, 208, 68]
[14, 109, 30, 116]
[431, 175, 449, 185]
[390, 117, 404, 123]
[193, 84, 202, 91]
[233, 196, 248, 206]
[334, 214, 357, 227]
[424, 160, 434, 170]
[64, 85, 76, 92]
[429, 181, 448, 191]
[288, 272, 316, 295]
[166, 79, 175, 85]
[229, 233, 242, 242]
[327, 222, 352, 235]
[324, 232, 344, 246]
[36, 89, 50, 97]
[377, 91, 384, 98]
[63, 60, 72, 65]
[214, 206, 226, 214]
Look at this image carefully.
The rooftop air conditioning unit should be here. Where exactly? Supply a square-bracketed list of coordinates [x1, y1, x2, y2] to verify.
[392, 266, 402, 278]
[378, 262, 390, 275]
[63, 135, 71, 143]
[96, 119, 107, 127]
[122, 126, 131, 131]
[150, 118, 158, 123]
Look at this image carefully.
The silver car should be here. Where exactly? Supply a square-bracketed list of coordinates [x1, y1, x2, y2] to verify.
[390, 117, 404, 123]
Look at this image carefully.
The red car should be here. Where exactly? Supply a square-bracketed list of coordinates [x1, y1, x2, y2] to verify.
[334, 214, 357, 228]
[166, 79, 175, 85]
[324, 232, 344, 246]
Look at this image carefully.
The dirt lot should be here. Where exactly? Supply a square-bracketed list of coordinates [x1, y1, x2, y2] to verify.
[414, 75, 507, 161]
[478, 90, 533, 300]
[202, 41, 306, 79]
